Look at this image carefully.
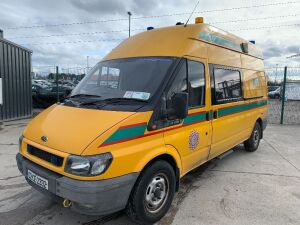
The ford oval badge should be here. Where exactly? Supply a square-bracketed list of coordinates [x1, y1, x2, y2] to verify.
[41, 136, 48, 142]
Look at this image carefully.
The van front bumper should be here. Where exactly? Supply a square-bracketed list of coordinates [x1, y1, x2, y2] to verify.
[16, 153, 139, 215]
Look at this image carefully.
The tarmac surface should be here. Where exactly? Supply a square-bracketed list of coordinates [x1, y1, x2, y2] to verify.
[0, 120, 299, 225]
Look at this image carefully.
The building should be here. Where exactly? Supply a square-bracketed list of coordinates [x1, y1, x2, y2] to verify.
[0, 30, 32, 121]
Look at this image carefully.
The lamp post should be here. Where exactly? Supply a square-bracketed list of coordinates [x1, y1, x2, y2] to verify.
[86, 56, 89, 73]
[128, 11, 132, 37]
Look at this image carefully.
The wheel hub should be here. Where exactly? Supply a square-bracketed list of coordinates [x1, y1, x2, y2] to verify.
[145, 174, 169, 213]
[253, 130, 259, 145]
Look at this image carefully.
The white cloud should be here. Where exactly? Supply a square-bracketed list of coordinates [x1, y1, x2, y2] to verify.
[0, 0, 299, 70]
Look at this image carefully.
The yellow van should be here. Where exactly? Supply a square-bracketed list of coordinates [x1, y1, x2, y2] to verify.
[16, 18, 267, 224]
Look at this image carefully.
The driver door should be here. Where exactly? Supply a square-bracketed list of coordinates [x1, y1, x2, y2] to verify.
[163, 57, 212, 175]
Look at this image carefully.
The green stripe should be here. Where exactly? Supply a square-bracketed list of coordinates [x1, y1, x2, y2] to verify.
[198, 31, 263, 58]
[103, 100, 267, 145]
[103, 124, 147, 144]
[183, 113, 206, 125]
[199, 32, 242, 51]
[219, 100, 267, 117]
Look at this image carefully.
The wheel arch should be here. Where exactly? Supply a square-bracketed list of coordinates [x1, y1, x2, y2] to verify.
[137, 152, 181, 192]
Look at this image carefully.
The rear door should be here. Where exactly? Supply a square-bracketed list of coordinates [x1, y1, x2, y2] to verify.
[163, 57, 212, 175]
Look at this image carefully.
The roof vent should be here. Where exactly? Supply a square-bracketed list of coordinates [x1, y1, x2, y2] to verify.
[147, 27, 154, 31]
[176, 22, 184, 25]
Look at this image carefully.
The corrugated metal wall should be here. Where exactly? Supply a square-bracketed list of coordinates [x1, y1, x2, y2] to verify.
[0, 38, 32, 121]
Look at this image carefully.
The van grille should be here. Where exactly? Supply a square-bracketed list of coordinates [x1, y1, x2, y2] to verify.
[27, 145, 64, 167]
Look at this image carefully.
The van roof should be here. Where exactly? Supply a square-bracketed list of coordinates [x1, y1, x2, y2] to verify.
[103, 23, 263, 61]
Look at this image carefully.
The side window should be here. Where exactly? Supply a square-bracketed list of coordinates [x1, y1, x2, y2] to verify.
[188, 60, 205, 107]
[212, 66, 242, 104]
[166, 59, 206, 109]
[243, 70, 265, 98]
[166, 60, 187, 108]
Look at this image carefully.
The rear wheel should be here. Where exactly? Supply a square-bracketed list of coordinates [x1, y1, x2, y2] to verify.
[126, 161, 175, 225]
[244, 122, 261, 152]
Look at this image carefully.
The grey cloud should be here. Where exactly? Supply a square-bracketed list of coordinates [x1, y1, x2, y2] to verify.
[286, 45, 300, 54]
[263, 44, 300, 59]
[71, 0, 127, 15]
[263, 46, 284, 58]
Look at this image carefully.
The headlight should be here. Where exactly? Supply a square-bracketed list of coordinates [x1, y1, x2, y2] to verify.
[65, 153, 113, 176]
[19, 135, 24, 152]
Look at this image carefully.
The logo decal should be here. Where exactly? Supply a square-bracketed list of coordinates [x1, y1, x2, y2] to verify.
[41, 136, 48, 142]
[189, 130, 199, 150]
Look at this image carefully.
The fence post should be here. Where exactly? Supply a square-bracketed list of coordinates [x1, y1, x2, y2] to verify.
[280, 66, 287, 124]
[56, 66, 59, 103]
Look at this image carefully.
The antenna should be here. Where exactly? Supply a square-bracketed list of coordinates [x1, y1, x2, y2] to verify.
[184, 1, 200, 27]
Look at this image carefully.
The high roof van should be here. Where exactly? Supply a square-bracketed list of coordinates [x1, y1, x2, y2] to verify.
[16, 18, 267, 224]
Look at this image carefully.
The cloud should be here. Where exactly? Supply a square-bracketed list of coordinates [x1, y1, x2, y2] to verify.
[71, 0, 127, 15]
[0, 0, 299, 70]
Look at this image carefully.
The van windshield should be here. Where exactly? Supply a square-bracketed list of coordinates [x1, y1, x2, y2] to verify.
[71, 57, 175, 101]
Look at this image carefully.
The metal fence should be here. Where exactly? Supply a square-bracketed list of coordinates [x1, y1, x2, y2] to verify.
[266, 66, 300, 125]
[0, 38, 32, 121]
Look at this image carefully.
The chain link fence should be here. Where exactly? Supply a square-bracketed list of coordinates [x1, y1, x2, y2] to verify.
[266, 66, 300, 125]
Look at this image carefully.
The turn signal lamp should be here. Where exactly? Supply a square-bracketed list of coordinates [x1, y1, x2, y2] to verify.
[195, 17, 204, 24]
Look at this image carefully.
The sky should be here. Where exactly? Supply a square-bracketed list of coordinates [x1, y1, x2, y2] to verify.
[0, 0, 300, 74]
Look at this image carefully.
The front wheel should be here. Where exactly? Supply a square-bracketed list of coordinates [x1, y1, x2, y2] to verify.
[244, 122, 261, 152]
[126, 161, 176, 225]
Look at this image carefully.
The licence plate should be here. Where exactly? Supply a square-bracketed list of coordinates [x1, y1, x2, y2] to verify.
[27, 169, 49, 190]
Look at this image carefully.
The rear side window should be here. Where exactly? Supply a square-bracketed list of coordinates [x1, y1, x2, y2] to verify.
[211, 66, 242, 104]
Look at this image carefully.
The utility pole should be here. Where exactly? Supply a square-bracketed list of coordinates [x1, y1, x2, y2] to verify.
[86, 56, 89, 73]
[274, 64, 278, 84]
[128, 11, 132, 37]
[280, 66, 287, 125]
[56, 66, 59, 103]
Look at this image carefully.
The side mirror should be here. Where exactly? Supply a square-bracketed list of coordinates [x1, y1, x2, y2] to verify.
[168, 92, 188, 120]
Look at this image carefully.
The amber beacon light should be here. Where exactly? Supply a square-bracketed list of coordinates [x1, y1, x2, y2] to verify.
[195, 17, 204, 24]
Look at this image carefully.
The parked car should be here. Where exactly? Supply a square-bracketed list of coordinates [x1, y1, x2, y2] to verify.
[38, 86, 68, 100]
[32, 85, 69, 108]
[268, 86, 279, 92]
[268, 87, 281, 99]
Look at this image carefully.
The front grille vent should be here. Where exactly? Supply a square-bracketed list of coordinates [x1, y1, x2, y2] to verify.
[27, 145, 64, 167]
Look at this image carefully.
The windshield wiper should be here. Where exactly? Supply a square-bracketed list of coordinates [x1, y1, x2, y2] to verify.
[69, 94, 101, 99]
[103, 97, 148, 103]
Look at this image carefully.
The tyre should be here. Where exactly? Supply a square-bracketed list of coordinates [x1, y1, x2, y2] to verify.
[244, 122, 261, 152]
[126, 160, 176, 224]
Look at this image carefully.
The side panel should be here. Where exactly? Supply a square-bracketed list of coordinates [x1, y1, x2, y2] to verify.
[208, 45, 242, 68]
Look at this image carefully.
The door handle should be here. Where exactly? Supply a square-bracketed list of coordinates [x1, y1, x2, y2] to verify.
[213, 110, 218, 119]
[206, 112, 210, 121]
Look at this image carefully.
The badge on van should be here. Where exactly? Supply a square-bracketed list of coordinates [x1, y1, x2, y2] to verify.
[41, 136, 48, 142]
[189, 131, 199, 150]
